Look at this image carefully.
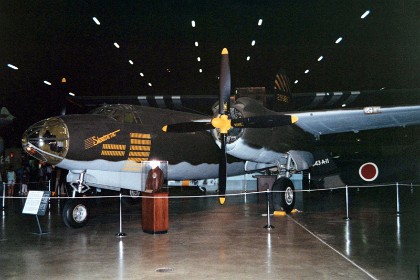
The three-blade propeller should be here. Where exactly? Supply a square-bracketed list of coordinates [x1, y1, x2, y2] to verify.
[162, 48, 298, 205]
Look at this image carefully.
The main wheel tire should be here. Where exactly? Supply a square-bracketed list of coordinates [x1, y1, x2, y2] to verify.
[62, 199, 89, 228]
[272, 177, 295, 213]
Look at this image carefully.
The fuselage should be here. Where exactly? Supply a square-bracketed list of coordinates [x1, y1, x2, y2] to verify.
[21, 101, 316, 191]
[21, 105, 245, 182]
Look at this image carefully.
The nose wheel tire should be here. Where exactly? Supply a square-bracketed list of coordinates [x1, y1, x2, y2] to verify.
[62, 199, 89, 228]
[271, 177, 295, 213]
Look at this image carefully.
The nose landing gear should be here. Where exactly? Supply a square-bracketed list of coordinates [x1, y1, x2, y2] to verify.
[62, 171, 90, 228]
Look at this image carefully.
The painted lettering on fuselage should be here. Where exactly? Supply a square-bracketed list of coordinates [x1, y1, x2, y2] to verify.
[85, 131, 152, 171]
[84, 129, 121, 149]
[313, 158, 330, 166]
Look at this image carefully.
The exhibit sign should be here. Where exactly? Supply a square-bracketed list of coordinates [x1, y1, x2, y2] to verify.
[22, 191, 50, 216]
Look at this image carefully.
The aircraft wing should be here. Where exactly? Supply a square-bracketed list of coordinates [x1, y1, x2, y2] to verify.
[0, 107, 15, 128]
[293, 105, 420, 137]
[0, 107, 15, 120]
[67, 95, 218, 115]
[291, 88, 420, 110]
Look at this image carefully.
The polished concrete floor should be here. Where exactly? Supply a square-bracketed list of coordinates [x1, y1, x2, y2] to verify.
[0, 185, 418, 280]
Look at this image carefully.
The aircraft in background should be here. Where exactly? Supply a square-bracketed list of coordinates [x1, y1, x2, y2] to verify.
[0, 107, 14, 128]
[0, 107, 15, 155]
[21, 49, 420, 228]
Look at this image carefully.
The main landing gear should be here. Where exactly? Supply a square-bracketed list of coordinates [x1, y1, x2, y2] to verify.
[271, 177, 295, 213]
[271, 153, 296, 213]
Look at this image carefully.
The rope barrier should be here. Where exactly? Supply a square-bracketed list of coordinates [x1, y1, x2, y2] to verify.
[0, 181, 418, 201]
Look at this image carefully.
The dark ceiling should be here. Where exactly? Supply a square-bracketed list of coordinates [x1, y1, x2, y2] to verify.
[1, 1, 419, 127]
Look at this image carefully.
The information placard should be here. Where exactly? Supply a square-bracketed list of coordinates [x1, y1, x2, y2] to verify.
[22, 191, 50, 216]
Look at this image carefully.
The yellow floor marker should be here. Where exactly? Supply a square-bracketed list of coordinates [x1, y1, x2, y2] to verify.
[273, 211, 287, 216]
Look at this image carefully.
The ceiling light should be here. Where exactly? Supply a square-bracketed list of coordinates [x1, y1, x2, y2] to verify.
[148, 83, 152, 87]
[44, 81, 51, 86]
[199, 69, 202, 73]
[294, 80, 299, 84]
[341, 104, 346, 107]
[140, 73, 144, 77]
[380, 87, 386, 90]
[92, 17, 100, 25]
[191, 20, 196, 27]
[246, 56, 250, 61]
[69, 92, 75, 96]
[114, 42, 120, 48]
[305, 69, 309, 74]
[7, 64, 18, 70]
[361, 10, 370, 19]
[258, 19, 263, 26]
[318, 56, 323, 61]
[195, 41, 199, 47]
[197, 57, 201, 62]
[335, 37, 343, 44]
[129, 60, 134, 65]
[251, 40, 255, 46]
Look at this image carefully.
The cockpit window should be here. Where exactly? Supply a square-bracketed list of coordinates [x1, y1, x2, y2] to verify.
[91, 105, 142, 124]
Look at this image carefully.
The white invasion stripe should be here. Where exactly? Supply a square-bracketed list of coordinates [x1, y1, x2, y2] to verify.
[155, 96, 165, 108]
[137, 96, 149, 106]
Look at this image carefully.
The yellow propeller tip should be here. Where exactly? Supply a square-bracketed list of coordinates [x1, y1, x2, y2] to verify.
[221, 48, 228, 55]
[219, 197, 226, 205]
[162, 125, 168, 132]
[291, 115, 299, 124]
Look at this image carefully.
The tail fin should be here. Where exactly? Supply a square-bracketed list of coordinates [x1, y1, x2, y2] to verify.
[272, 69, 293, 112]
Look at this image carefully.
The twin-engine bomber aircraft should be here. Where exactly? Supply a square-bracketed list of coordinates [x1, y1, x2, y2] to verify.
[22, 48, 420, 228]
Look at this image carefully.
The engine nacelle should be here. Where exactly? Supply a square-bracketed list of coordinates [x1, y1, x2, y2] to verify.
[211, 97, 315, 170]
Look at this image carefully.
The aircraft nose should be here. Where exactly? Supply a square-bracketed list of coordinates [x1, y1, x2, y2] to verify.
[22, 117, 69, 165]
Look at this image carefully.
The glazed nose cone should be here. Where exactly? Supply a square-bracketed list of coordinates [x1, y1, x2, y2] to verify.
[22, 117, 69, 165]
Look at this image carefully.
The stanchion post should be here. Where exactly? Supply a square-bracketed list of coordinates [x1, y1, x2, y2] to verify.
[264, 188, 274, 229]
[396, 182, 400, 216]
[116, 193, 127, 237]
[48, 180, 51, 209]
[2, 182, 5, 210]
[343, 185, 351, 220]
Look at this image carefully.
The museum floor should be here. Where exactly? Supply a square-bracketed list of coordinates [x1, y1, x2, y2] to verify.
[0, 185, 418, 280]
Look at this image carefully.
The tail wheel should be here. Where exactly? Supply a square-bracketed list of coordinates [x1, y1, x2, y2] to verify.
[272, 177, 295, 213]
[62, 199, 89, 228]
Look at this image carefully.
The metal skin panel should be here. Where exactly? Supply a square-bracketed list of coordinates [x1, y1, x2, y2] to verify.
[25, 106, 247, 187]
[218, 97, 316, 165]
[294, 105, 420, 136]
[64, 160, 246, 191]
[61, 113, 225, 166]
